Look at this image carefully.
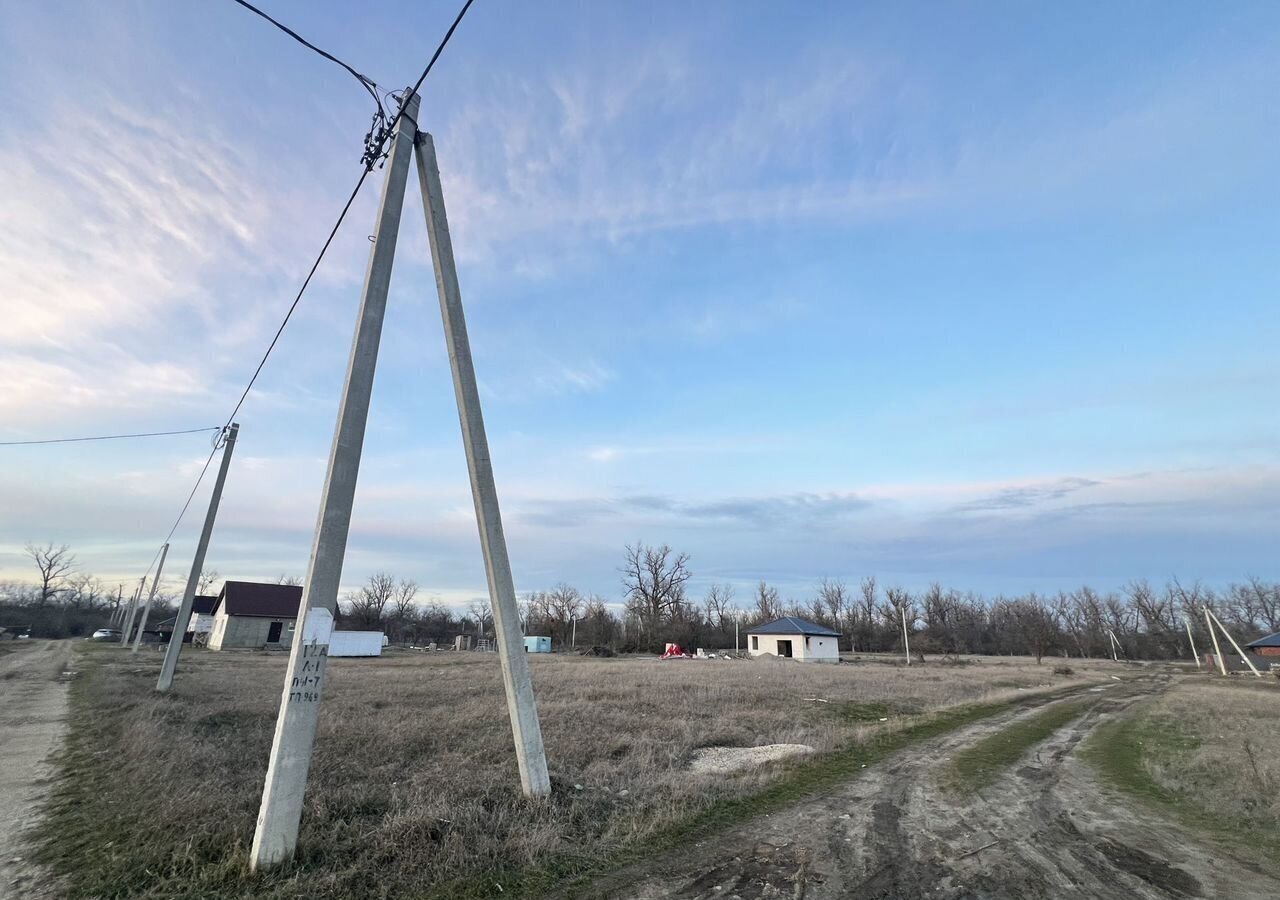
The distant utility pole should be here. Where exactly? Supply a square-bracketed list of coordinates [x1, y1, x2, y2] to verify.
[1204, 608, 1226, 676]
[119, 577, 145, 646]
[250, 93, 550, 871]
[156, 424, 239, 691]
[131, 543, 169, 653]
[110, 583, 124, 625]
[1107, 629, 1121, 662]
[901, 608, 911, 666]
[1206, 608, 1262, 678]
[1184, 620, 1200, 669]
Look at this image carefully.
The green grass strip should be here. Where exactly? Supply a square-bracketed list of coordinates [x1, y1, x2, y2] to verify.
[943, 696, 1091, 794]
[1081, 707, 1280, 859]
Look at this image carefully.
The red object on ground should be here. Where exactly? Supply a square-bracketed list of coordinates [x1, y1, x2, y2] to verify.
[661, 642, 689, 659]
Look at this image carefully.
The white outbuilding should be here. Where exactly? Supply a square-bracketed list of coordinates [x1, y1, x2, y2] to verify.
[747, 616, 841, 662]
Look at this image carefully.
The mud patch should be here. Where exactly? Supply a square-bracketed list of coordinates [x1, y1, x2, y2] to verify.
[1094, 837, 1201, 897]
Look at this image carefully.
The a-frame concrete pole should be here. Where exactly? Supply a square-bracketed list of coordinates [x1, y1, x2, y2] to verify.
[157, 424, 239, 691]
[1205, 608, 1226, 676]
[131, 543, 168, 653]
[119, 577, 144, 645]
[414, 131, 551, 798]
[249, 93, 419, 872]
[1207, 608, 1263, 677]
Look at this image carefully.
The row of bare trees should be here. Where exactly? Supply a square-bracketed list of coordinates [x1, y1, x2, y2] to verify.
[7, 540, 1278, 659]
[0, 543, 180, 637]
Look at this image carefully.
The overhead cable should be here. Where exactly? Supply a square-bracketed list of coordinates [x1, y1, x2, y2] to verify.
[0, 426, 221, 447]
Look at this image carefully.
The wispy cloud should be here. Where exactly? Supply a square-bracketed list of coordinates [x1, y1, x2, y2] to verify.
[953, 477, 1102, 513]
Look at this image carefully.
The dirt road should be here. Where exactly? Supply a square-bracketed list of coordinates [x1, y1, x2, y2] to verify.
[588, 677, 1279, 900]
[0, 640, 73, 899]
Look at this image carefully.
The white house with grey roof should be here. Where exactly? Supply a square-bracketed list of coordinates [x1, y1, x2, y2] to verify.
[747, 616, 841, 662]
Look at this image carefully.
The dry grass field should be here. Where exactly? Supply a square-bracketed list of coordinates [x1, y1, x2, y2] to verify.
[37, 646, 1114, 899]
[1085, 674, 1280, 854]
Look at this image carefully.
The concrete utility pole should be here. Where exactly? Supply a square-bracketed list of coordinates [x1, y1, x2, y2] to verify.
[1185, 620, 1200, 669]
[250, 93, 419, 872]
[119, 577, 145, 645]
[1205, 608, 1227, 676]
[1107, 629, 1120, 662]
[901, 607, 911, 665]
[415, 129, 551, 798]
[1206, 608, 1262, 678]
[156, 423, 239, 691]
[131, 543, 168, 653]
[110, 584, 124, 625]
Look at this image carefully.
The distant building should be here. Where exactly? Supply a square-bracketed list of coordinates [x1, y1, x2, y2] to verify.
[1245, 632, 1280, 658]
[747, 617, 840, 662]
[207, 582, 302, 651]
[524, 635, 551, 653]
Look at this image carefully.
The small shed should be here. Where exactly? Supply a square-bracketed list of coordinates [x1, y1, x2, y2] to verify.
[207, 582, 302, 650]
[1245, 632, 1280, 657]
[747, 617, 840, 662]
[329, 631, 385, 657]
[524, 635, 551, 653]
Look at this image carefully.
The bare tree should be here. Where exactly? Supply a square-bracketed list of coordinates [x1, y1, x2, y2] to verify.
[26, 543, 75, 607]
[621, 543, 692, 641]
[198, 569, 221, 594]
[468, 595, 493, 636]
[754, 581, 781, 622]
[346, 571, 396, 627]
[1008, 595, 1059, 663]
[391, 579, 419, 621]
[703, 583, 735, 630]
[274, 573, 302, 586]
[817, 578, 848, 631]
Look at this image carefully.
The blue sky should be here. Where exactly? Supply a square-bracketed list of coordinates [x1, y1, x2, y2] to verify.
[0, 1, 1277, 608]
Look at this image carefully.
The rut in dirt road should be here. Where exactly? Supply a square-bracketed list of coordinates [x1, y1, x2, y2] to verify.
[0, 641, 74, 900]
[592, 677, 1280, 900]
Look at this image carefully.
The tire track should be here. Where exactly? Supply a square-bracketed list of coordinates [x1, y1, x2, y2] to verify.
[583, 676, 1279, 900]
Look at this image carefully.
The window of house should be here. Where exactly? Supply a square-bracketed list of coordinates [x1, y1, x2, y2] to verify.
[751, 635, 759, 650]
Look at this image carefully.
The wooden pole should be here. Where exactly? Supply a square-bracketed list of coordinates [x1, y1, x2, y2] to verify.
[1207, 608, 1262, 678]
[1205, 608, 1227, 676]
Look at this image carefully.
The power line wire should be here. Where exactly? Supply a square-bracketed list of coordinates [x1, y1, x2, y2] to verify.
[142, 0, 478, 578]
[384, 0, 476, 136]
[230, 0, 384, 105]
[0, 427, 221, 447]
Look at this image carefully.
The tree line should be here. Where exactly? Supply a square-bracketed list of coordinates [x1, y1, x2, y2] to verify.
[6, 540, 1278, 660]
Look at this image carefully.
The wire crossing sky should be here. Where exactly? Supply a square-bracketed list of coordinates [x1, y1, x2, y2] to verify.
[0, 1, 1276, 605]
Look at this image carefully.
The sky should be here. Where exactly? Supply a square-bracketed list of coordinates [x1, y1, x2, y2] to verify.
[0, 1, 1277, 609]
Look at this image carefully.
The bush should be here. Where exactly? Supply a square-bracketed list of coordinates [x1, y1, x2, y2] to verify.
[1053, 665, 1075, 676]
